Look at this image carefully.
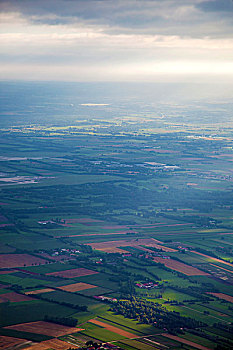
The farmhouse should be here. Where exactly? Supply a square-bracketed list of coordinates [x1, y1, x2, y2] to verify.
[94, 295, 117, 302]
[136, 282, 158, 289]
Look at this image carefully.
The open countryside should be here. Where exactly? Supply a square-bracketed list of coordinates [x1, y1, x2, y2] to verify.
[0, 81, 233, 350]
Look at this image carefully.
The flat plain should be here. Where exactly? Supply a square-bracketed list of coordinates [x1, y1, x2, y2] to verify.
[0, 81, 233, 349]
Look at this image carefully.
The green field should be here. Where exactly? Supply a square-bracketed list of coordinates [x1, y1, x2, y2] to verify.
[1, 109, 233, 349]
[80, 322, 127, 342]
[96, 313, 156, 335]
[0, 300, 76, 327]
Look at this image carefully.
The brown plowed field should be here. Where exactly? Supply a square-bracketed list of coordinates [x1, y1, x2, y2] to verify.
[153, 257, 209, 276]
[0, 254, 48, 268]
[46, 268, 98, 278]
[58, 282, 97, 292]
[162, 333, 211, 350]
[97, 247, 127, 253]
[0, 292, 35, 303]
[89, 319, 136, 338]
[5, 321, 83, 337]
[25, 288, 55, 295]
[89, 238, 176, 253]
[207, 292, 233, 303]
[0, 336, 29, 349]
[25, 338, 78, 350]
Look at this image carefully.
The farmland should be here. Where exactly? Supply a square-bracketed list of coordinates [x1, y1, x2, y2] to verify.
[207, 293, 233, 303]
[89, 238, 176, 253]
[0, 335, 32, 349]
[0, 254, 48, 269]
[161, 333, 212, 350]
[25, 288, 55, 295]
[0, 81, 233, 349]
[5, 321, 82, 337]
[25, 338, 76, 350]
[46, 268, 99, 278]
[88, 319, 137, 338]
[152, 257, 209, 276]
[0, 292, 35, 303]
[58, 282, 97, 292]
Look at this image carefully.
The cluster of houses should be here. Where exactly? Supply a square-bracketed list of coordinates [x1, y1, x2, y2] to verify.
[79, 341, 122, 350]
[38, 220, 56, 225]
[93, 296, 117, 302]
[51, 248, 80, 256]
[147, 253, 170, 259]
[165, 241, 193, 251]
[135, 282, 158, 289]
[38, 219, 66, 226]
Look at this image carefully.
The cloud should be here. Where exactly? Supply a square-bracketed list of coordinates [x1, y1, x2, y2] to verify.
[197, 0, 233, 12]
[1, 0, 232, 37]
[0, 0, 233, 81]
[0, 1, 216, 31]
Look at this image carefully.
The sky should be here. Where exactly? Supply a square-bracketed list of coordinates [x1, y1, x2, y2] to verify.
[0, 0, 233, 82]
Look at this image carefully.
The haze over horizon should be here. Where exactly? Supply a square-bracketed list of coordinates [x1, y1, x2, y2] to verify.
[0, 0, 233, 83]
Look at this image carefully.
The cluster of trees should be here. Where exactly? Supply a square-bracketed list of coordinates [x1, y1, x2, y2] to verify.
[110, 296, 205, 333]
[5, 167, 233, 232]
[4, 178, 224, 221]
[44, 315, 77, 327]
[67, 340, 122, 349]
[214, 323, 233, 334]
[212, 323, 233, 350]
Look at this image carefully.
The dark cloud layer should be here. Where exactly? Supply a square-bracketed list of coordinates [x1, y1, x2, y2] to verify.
[1, 0, 232, 36]
[0, 0, 232, 81]
[197, 0, 233, 12]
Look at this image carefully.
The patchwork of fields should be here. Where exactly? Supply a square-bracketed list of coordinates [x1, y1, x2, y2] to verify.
[1, 91, 233, 349]
[89, 238, 176, 253]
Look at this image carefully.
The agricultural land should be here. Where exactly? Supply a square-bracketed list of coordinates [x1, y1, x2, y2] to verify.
[0, 81, 233, 349]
